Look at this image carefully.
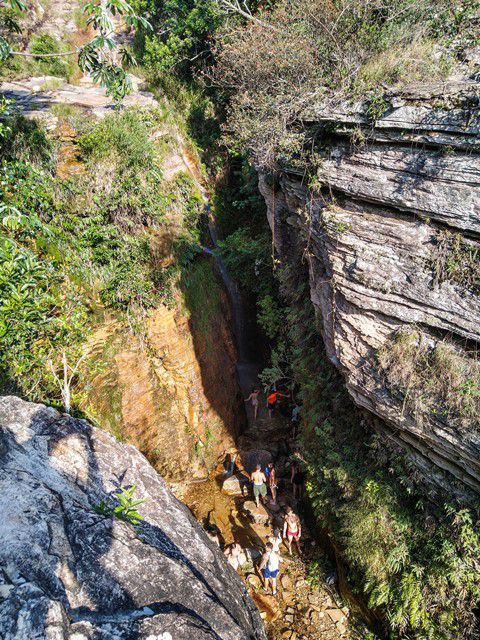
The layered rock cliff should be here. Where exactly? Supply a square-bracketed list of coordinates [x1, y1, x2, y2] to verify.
[259, 76, 480, 495]
[0, 396, 264, 640]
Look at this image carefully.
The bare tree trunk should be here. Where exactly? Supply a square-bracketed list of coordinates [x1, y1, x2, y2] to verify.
[62, 351, 71, 414]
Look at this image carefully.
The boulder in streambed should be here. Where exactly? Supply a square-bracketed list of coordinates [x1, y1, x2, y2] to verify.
[0, 396, 266, 640]
[222, 472, 250, 496]
[243, 501, 270, 525]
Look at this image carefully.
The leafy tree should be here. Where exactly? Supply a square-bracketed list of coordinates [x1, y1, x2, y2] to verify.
[131, 0, 222, 75]
[211, 0, 479, 166]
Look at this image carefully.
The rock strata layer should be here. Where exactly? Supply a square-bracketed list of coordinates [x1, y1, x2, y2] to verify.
[0, 396, 265, 640]
[259, 78, 480, 494]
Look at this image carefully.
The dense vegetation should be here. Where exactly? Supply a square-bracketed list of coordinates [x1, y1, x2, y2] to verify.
[0, 103, 204, 408]
[210, 0, 479, 167]
[1, 1, 479, 638]
[0, 0, 150, 99]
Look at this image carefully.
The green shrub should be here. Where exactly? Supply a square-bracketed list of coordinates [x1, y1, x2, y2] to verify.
[257, 294, 284, 339]
[93, 485, 145, 525]
[79, 109, 157, 169]
[0, 113, 53, 166]
[133, 0, 221, 76]
[29, 34, 76, 80]
[218, 227, 272, 295]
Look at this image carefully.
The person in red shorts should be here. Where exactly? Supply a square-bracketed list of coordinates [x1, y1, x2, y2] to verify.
[283, 506, 302, 556]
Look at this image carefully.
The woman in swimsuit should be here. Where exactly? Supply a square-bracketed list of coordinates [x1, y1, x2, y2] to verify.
[266, 462, 278, 505]
[283, 506, 302, 556]
[224, 542, 243, 571]
[245, 387, 260, 420]
[267, 529, 282, 553]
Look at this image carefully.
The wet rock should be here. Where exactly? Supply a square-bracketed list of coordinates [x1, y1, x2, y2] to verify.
[241, 449, 273, 474]
[0, 396, 265, 640]
[244, 547, 262, 563]
[266, 499, 281, 512]
[243, 501, 270, 525]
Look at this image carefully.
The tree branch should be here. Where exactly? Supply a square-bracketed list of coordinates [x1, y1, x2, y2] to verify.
[218, 0, 276, 30]
[11, 50, 78, 58]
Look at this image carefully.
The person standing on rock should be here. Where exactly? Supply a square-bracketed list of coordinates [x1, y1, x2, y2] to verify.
[266, 462, 278, 505]
[251, 464, 267, 507]
[259, 542, 281, 595]
[266, 389, 289, 419]
[244, 387, 260, 420]
[291, 403, 301, 437]
[283, 506, 302, 556]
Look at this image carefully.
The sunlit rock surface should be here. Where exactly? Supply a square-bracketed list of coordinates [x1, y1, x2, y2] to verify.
[259, 78, 480, 493]
[0, 396, 265, 640]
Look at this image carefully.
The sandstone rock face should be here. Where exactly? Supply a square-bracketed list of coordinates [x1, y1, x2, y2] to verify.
[259, 79, 480, 494]
[81, 290, 244, 483]
[0, 396, 265, 640]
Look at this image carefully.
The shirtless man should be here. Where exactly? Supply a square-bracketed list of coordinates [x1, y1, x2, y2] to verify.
[283, 506, 302, 555]
[251, 464, 267, 507]
[245, 388, 260, 420]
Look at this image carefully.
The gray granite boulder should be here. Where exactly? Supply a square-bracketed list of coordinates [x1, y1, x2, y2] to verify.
[0, 396, 265, 640]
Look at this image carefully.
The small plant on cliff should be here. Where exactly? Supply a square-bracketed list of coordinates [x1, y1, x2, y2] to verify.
[112, 485, 145, 525]
[431, 230, 480, 295]
[93, 485, 145, 526]
[377, 328, 480, 429]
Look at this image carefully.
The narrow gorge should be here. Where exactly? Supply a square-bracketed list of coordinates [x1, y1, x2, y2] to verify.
[0, 2, 479, 640]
